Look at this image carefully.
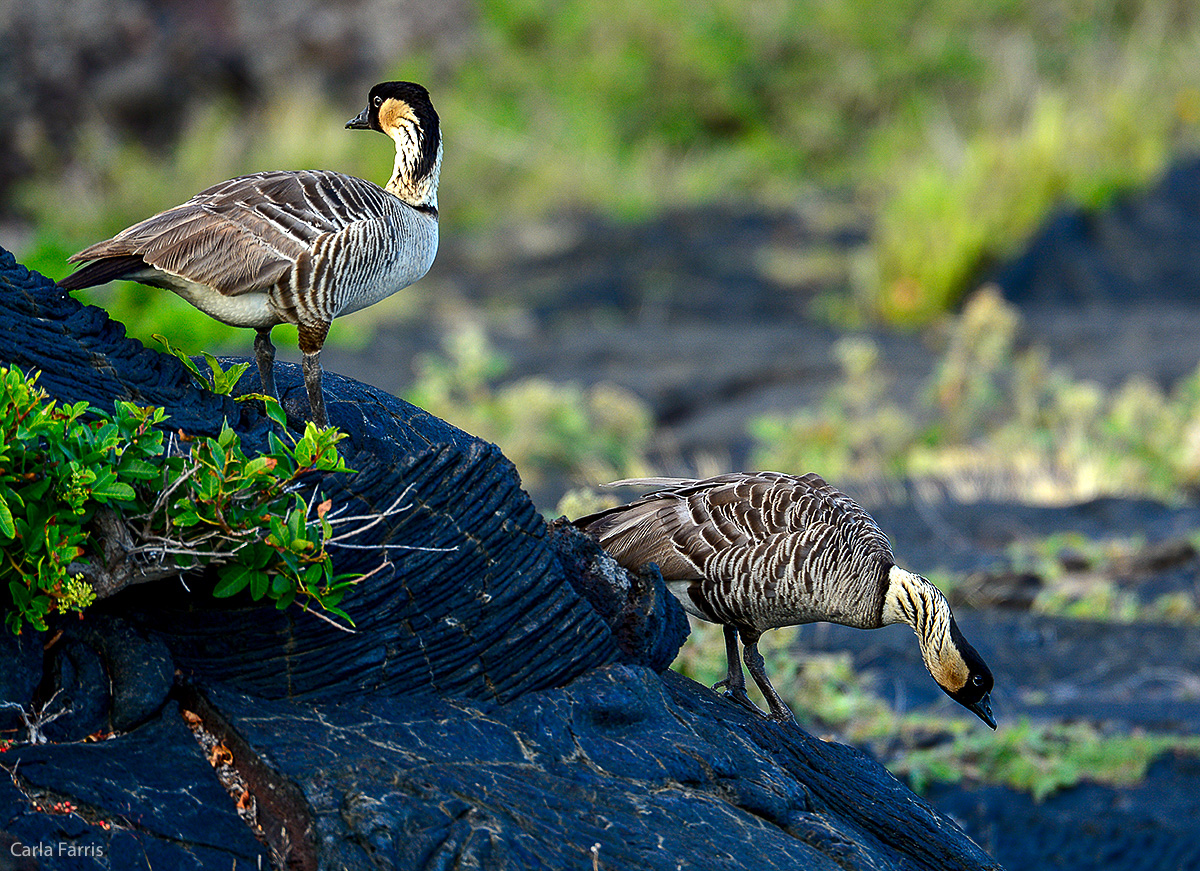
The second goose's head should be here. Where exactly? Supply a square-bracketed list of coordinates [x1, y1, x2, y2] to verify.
[935, 617, 995, 729]
[884, 566, 996, 729]
[347, 81, 441, 210]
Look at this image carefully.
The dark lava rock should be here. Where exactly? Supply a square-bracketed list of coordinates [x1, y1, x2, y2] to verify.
[988, 156, 1200, 391]
[0, 247, 999, 869]
[992, 156, 1200, 308]
[4, 708, 269, 869]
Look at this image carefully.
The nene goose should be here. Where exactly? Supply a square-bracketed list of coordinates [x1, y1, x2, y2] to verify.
[575, 471, 996, 728]
[59, 80, 441, 428]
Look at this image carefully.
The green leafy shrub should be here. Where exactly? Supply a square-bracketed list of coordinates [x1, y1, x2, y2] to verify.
[0, 364, 357, 634]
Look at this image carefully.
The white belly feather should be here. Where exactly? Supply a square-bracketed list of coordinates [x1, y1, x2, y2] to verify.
[137, 269, 278, 328]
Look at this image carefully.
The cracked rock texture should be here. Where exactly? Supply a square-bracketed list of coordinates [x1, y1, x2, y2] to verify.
[0, 248, 998, 869]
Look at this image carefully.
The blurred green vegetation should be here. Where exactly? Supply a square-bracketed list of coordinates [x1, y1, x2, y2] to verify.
[467, 282, 1200, 513]
[406, 325, 656, 492]
[13, 0, 1200, 344]
[895, 718, 1200, 800]
[997, 531, 1200, 624]
[671, 623, 1200, 802]
[750, 288, 1200, 503]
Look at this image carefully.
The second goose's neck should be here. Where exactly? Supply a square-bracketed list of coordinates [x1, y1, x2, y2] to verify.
[387, 137, 441, 215]
[882, 565, 954, 665]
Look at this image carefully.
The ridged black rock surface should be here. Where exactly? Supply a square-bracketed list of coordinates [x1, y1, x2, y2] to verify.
[0, 248, 999, 870]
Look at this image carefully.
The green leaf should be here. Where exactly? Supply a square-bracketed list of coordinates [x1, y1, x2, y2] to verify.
[91, 480, 137, 503]
[287, 509, 304, 542]
[217, 421, 237, 449]
[294, 436, 316, 467]
[264, 397, 288, 429]
[8, 580, 30, 609]
[117, 458, 160, 480]
[218, 360, 251, 394]
[155, 335, 207, 384]
[173, 507, 201, 528]
[320, 604, 354, 626]
[302, 563, 323, 592]
[268, 430, 291, 456]
[92, 421, 119, 449]
[213, 565, 252, 598]
[243, 456, 273, 477]
[0, 492, 14, 539]
[249, 569, 269, 601]
[196, 472, 220, 502]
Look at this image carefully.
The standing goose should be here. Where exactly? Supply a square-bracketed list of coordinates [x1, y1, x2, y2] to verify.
[58, 81, 441, 428]
[575, 471, 996, 728]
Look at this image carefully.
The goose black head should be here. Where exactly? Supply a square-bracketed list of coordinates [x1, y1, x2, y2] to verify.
[346, 81, 441, 182]
[938, 617, 996, 729]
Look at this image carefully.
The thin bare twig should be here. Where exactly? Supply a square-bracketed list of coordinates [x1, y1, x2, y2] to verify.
[325, 490, 417, 546]
[298, 601, 357, 634]
[327, 542, 457, 553]
[133, 458, 202, 535]
[0, 690, 72, 745]
[325, 486, 416, 527]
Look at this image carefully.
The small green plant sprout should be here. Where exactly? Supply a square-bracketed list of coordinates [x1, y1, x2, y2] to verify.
[155, 335, 255, 400]
[0, 363, 415, 635]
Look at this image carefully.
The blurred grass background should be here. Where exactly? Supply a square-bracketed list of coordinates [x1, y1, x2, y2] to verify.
[9, 0, 1200, 503]
[11, 0, 1200, 507]
[8, 0, 1200, 511]
[11, 0, 1200, 332]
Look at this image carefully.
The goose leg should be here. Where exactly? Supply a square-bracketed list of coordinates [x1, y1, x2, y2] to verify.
[713, 625, 759, 715]
[254, 327, 278, 400]
[741, 630, 797, 724]
[298, 321, 331, 428]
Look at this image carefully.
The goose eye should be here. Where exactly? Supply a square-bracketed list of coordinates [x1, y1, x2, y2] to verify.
[373, 96, 383, 108]
[972, 674, 986, 686]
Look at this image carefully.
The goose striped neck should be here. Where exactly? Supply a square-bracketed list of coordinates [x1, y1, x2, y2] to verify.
[884, 566, 996, 728]
[388, 137, 440, 213]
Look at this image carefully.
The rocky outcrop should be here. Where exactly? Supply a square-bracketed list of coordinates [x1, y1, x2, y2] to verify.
[0, 248, 999, 869]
